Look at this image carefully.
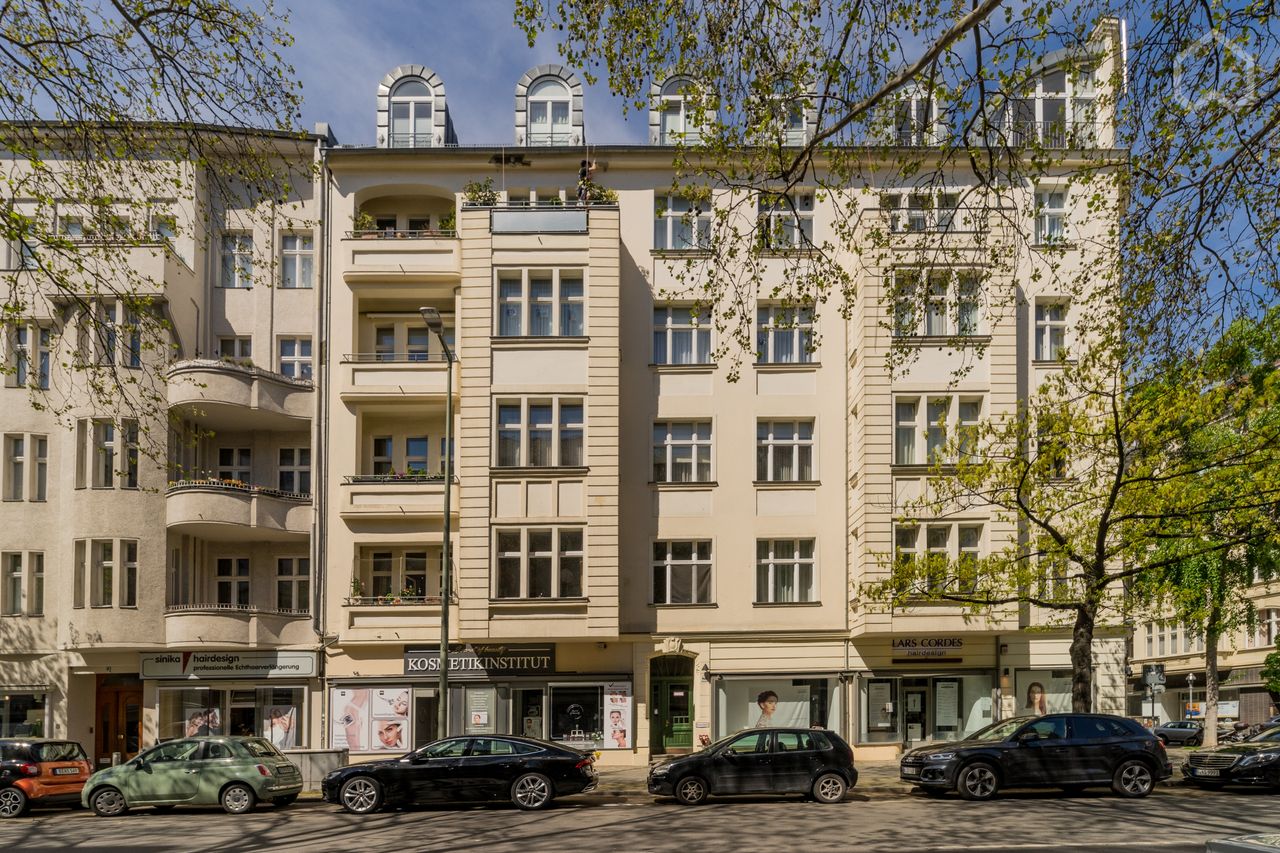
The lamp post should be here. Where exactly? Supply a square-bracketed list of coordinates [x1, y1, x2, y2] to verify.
[1187, 671, 1197, 721]
[420, 306, 454, 739]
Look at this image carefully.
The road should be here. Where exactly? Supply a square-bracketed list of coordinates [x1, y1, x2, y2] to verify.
[1, 787, 1276, 852]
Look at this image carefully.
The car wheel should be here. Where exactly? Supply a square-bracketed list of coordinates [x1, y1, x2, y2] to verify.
[674, 775, 709, 806]
[510, 772, 554, 811]
[1112, 760, 1155, 798]
[0, 787, 29, 819]
[339, 776, 383, 815]
[273, 794, 298, 808]
[811, 773, 847, 804]
[220, 783, 256, 815]
[957, 762, 1000, 801]
[90, 786, 129, 817]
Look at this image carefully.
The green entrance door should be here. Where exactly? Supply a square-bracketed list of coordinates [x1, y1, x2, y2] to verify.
[650, 655, 695, 753]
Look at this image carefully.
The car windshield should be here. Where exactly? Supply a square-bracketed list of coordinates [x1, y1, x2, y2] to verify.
[240, 738, 281, 758]
[966, 718, 1034, 742]
[137, 740, 201, 763]
[1246, 726, 1280, 744]
[416, 738, 470, 759]
[34, 742, 88, 762]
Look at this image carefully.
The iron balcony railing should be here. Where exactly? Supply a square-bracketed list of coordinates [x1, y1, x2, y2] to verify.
[164, 602, 310, 617]
[166, 478, 311, 502]
[340, 352, 452, 364]
[345, 228, 457, 239]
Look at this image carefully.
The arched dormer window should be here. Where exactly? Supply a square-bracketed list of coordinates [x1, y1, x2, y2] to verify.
[659, 78, 695, 144]
[527, 77, 571, 146]
[389, 78, 434, 148]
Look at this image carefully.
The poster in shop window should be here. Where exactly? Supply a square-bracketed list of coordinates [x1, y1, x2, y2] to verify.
[370, 688, 411, 752]
[604, 683, 632, 749]
[934, 681, 960, 729]
[331, 688, 369, 752]
[1015, 671, 1072, 715]
[868, 681, 893, 729]
[263, 706, 297, 749]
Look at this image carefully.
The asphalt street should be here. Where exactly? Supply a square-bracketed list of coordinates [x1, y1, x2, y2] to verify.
[1, 785, 1276, 852]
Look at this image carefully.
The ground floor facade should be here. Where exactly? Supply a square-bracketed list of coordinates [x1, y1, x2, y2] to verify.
[1126, 665, 1279, 726]
[1, 629, 1127, 769]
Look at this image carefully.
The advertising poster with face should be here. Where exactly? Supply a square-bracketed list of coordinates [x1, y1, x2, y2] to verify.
[1016, 671, 1073, 715]
[331, 688, 369, 752]
[183, 707, 223, 737]
[719, 681, 811, 730]
[263, 706, 297, 748]
[370, 688, 411, 752]
[604, 682, 632, 749]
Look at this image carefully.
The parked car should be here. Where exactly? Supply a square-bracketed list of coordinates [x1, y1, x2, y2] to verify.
[647, 727, 857, 806]
[82, 736, 302, 816]
[900, 714, 1172, 800]
[0, 739, 93, 818]
[1154, 720, 1232, 746]
[322, 735, 597, 813]
[1182, 725, 1280, 789]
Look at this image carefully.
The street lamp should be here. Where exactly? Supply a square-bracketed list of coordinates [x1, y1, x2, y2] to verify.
[420, 306, 454, 739]
[1187, 672, 1197, 721]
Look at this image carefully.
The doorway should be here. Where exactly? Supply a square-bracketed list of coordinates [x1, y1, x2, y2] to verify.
[412, 688, 439, 749]
[95, 675, 143, 766]
[903, 678, 929, 745]
[649, 655, 694, 754]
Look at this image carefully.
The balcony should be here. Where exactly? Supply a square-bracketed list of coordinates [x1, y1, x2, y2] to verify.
[343, 230, 459, 283]
[338, 353, 457, 402]
[976, 121, 1102, 149]
[166, 480, 311, 540]
[338, 474, 458, 519]
[167, 359, 313, 430]
[489, 206, 591, 234]
[164, 603, 313, 648]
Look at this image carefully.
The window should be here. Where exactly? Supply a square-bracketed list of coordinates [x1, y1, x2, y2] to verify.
[276, 557, 309, 612]
[217, 448, 251, 482]
[758, 193, 813, 249]
[756, 305, 815, 364]
[371, 437, 393, 475]
[894, 395, 984, 466]
[217, 337, 251, 361]
[73, 540, 85, 609]
[405, 437, 429, 475]
[957, 400, 981, 462]
[123, 420, 138, 488]
[893, 269, 983, 337]
[880, 190, 961, 233]
[1037, 418, 1070, 479]
[1035, 301, 1068, 360]
[893, 270, 919, 336]
[652, 421, 712, 483]
[389, 78, 434, 147]
[1009, 69, 1096, 146]
[658, 78, 701, 144]
[149, 209, 177, 241]
[890, 88, 937, 146]
[91, 540, 113, 607]
[766, 82, 807, 145]
[494, 270, 586, 337]
[494, 399, 585, 468]
[527, 77, 572, 145]
[1035, 189, 1067, 243]
[403, 551, 428, 597]
[29, 553, 42, 615]
[4, 436, 23, 500]
[755, 539, 816, 603]
[278, 337, 312, 380]
[493, 527, 585, 599]
[898, 523, 984, 596]
[653, 306, 711, 365]
[652, 541, 712, 604]
[654, 195, 711, 250]
[407, 327, 431, 362]
[280, 234, 314, 288]
[8, 323, 51, 389]
[123, 541, 137, 607]
[2, 553, 21, 615]
[220, 234, 253, 288]
[756, 421, 814, 482]
[216, 557, 250, 608]
[278, 448, 310, 494]
[122, 308, 141, 368]
[93, 420, 115, 487]
[894, 399, 919, 465]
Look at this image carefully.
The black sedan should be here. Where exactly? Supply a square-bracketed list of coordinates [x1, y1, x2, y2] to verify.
[1182, 725, 1280, 788]
[647, 727, 857, 805]
[322, 735, 597, 813]
[900, 714, 1172, 800]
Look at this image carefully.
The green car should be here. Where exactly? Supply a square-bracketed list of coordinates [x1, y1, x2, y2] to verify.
[82, 737, 302, 816]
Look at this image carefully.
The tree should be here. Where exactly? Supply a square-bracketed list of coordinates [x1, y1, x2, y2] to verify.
[1261, 640, 1280, 706]
[0, 1, 311, 457]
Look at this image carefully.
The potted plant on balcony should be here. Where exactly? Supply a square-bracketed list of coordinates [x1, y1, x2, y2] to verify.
[439, 210, 456, 233]
[462, 177, 499, 207]
[352, 209, 377, 237]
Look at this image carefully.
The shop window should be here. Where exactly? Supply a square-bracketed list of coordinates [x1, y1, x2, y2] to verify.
[717, 678, 840, 736]
[550, 685, 604, 750]
[158, 687, 305, 747]
[0, 693, 46, 737]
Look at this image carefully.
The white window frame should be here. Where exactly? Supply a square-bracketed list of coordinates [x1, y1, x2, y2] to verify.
[756, 420, 815, 482]
[652, 305, 712, 365]
[757, 193, 814, 249]
[91, 540, 114, 607]
[1035, 300, 1069, 361]
[278, 337, 312, 380]
[894, 395, 985, 466]
[216, 556, 251, 608]
[651, 540, 713, 605]
[896, 522, 985, 596]
[4, 435, 24, 501]
[92, 420, 115, 488]
[280, 233, 314, 288]
[276, 556, 310, 613]
[494, 398, 585, 468]
[658, 78, 703, 144]
[653, 195, 712, 250]
[755, 538, 817, 604]
[494, 269, 586, 337]
[2, 553, 22, 615]
[756, 305, 815, 364]
[492, 527, 586, 600]
[220, 233, 253, 288]
[7, 322, 51, 389]
[29, 552, 42, 616]
[389, 78, 435, 148]
[892, 268, 983, 337]
[652, 421, 713, 483]
[1035, 188, 1068, 244]
[122, 540, 137, 607]
[527, 77, 572, 146]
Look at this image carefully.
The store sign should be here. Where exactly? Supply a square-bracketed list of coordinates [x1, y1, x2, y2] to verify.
[891, 638, 965, 658]
[403, 644, 555, 679]
[140, 651, 317, 680]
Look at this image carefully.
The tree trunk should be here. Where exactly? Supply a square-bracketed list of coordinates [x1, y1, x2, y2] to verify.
[1204, 628, 1220, 748]
[1069, 605, 1097, 712]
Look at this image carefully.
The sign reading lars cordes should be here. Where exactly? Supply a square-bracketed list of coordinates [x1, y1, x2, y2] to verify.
[140, 651, 318, 680]
[403, 644, 555, 678]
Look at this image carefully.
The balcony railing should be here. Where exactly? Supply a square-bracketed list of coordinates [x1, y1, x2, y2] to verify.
[343, 473, 450, 484]
[340, 352, 451, 364]
[387, 132, 438, 148]
[165, 602, 309, 617]
[344, 595, 442, 607]
[167, 478, 311, 502]
[168, 358, 314, 389]
[346, 229, 456, 239]
[981, 121, 1101, 149]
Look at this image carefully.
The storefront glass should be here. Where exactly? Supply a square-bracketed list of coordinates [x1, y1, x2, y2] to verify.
[0, 692, 46, 737]
[859, 674, 993, 744]
[159, 686, 306, 746]
[715, 677, 841, 735]
[330, 686, 410, 753]
[550, 685, 603, 750]
[1014, 670, 1073, 715]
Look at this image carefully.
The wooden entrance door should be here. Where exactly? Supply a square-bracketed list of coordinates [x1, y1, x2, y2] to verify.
[649, 655, 696, 754]
[95, 683, 143, 766]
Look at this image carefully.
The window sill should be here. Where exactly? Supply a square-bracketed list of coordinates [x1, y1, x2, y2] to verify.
[490, 466, 589, 478]
[650, 363, 716, 373]
[652, 249, 712, 259]
[753, 480, 821, 489]
[651, 602, 718, 609]
[753, 600, 822, 607]
[489, 597, 590, 614]
[649, 480, 718, 489]
[758, 248, 818, 258]
[1031, 242, 1075, 251]
[1031, 358, 1077, 367]
[890, 464, 957, 476]
[490, 336, 590, 349]
[753, 361, 820, 371]
[893, 335, 992, 347]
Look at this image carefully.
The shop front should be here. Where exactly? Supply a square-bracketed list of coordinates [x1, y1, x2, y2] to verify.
[141, 651, 319, 748]
[328, 644, 634, 760]
[714, 674, 844, 737]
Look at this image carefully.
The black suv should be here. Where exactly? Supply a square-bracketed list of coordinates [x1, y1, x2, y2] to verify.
[900, 714, 1171, 800]
[648, 727, 857, 805]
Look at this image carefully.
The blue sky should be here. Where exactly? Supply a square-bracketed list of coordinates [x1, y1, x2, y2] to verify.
[284, 0, 647, 145]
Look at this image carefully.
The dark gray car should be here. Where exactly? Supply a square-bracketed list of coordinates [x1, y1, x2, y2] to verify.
[1154, 720, 1207, 745]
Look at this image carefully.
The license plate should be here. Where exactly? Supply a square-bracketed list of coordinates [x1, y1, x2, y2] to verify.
[902, 766, 919, 776]
[53, 767, 80, 776]
[1194, 768, 1219, 777]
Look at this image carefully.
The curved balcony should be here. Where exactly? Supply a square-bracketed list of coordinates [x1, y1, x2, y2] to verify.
[164, 604, 314, 648]
[167, 359, 313, 431]
[338, 474, 458, 519]
[338, 353, 458, 403]
[166, 480, 311, 541]
[343, 231, 460, 284]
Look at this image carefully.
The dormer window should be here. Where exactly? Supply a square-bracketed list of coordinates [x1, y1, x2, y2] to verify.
[390, 79, 434, 148]
[658, 78, 697, 144]
[528, 77, 572, 146]
[1010, 65, 1098, 147]
[765, 81, 808, 146]
[892, 88, 939, 146]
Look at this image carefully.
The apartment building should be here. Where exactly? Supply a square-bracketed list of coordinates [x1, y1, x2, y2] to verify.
[2, 28, 1130, 767]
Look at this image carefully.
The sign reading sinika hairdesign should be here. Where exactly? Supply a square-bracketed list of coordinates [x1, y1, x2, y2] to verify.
[403, 645, 554, 678]
[140, 651, 318, 680]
